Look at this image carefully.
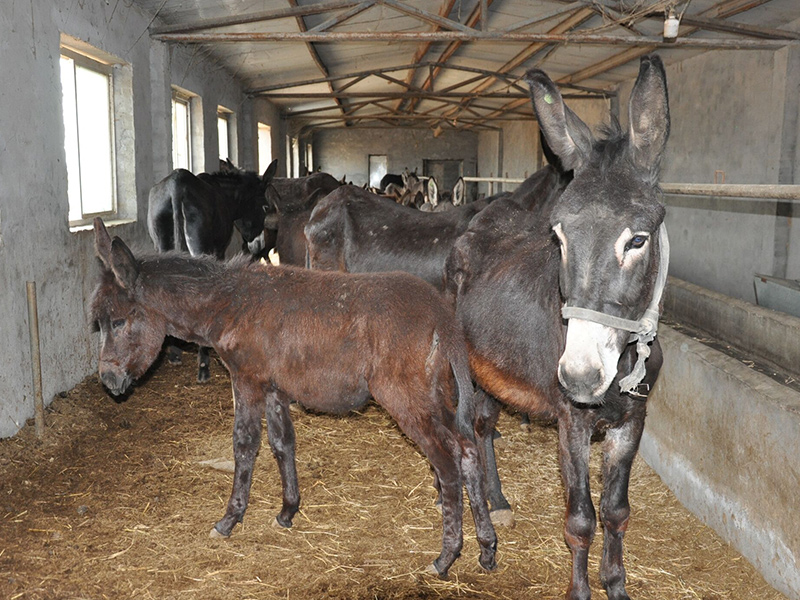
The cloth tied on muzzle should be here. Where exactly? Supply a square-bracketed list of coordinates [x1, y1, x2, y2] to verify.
[560, 222, 670, 397]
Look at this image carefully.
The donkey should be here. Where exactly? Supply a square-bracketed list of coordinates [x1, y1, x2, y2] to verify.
[420, 177, 465, 212]
[444, 55, 670, 600]
[147, 159, 278, 381]
[305, 177, 549, 291]
[148, 160, 278, 260]
[249, 171, 343, 261]
[305, 185, 493, 290]
[89, 218, 497, 578]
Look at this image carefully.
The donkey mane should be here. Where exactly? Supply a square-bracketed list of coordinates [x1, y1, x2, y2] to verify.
[89, 251, 255, 326]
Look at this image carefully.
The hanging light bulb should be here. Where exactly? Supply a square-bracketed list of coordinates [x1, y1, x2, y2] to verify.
[663, 8, 680, 41]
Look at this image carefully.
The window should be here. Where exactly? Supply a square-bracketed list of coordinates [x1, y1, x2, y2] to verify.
[369, 155, 388, 189]
[172, 92, 191, 170]
[218, 107, 231, 162]
[291, 137, 300, 178]
[60, 49, 116, 224]
[258, 123, 272, 173]
[305, 142, 313, 174]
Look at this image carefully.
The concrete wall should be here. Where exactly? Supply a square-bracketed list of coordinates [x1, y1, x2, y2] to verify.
[483, 98, 611, 195]
[642, 325, 800, 600]
[0, 0, 283, 438]
[614, 41, 800, 304]
[311, 127, 479, 191]
[664, 276, 800, 380]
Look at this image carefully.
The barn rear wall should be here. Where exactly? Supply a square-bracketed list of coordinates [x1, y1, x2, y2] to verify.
[311, 127, 479, 191]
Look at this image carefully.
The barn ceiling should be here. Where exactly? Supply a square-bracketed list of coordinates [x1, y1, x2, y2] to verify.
[139, 0, 800, 133]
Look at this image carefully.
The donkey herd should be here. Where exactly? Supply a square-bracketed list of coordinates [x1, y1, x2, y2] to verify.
[93, 55, 671, 599]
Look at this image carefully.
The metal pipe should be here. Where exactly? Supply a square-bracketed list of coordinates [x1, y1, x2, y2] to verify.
[463, 176, 525, 184]
[661, 183, 800, 201]
[462, 180, 800, 202]
[152, 31, 796, 49]
[26, 281, 44, 438]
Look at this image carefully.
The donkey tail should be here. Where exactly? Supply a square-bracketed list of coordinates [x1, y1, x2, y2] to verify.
[450, 330, 477, 444]
[172, 191, 188, 253]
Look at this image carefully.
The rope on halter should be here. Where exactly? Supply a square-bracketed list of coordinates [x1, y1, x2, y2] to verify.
[560, 222, 670, 397]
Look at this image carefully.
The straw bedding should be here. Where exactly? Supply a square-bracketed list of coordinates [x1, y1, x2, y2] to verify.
[0, 350, 787, 599]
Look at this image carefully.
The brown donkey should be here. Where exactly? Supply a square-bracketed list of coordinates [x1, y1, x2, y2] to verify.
[89, 218, 496, 578]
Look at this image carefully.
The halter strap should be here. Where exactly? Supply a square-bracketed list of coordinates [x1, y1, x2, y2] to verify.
[561, 222, 670, 396]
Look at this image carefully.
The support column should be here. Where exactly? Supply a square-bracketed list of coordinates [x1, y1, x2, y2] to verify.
[773, 46, 800, 278]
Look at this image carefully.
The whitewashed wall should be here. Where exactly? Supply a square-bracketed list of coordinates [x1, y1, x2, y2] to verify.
[0, 0, 283, 438]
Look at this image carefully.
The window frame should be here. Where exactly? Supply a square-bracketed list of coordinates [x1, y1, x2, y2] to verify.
[171, 90, 192, 171]
[258, 123, 273, 174]
[217, 107, 232, 163]
[60, 46, 118, 227]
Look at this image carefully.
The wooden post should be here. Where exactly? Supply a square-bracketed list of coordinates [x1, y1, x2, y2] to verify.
[26, 281, 45, 438]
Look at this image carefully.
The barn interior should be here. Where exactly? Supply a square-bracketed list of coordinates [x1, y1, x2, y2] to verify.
[2, 1, 800, 598]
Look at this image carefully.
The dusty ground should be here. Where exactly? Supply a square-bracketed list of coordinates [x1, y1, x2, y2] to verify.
[0, 349, 788, 600]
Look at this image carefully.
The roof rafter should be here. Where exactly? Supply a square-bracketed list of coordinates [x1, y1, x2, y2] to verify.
[286, 0, 350, 125]
[462, 0, 778, 131]
[390, 0, 458, 115]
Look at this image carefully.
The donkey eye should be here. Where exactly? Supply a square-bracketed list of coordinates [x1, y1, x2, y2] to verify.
[626, 234, 648, 251]
[112, 318, 126, 330]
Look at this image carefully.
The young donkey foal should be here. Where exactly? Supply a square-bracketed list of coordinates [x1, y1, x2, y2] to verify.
[90, 218, 496, 578]
[445, 55, 670, 599]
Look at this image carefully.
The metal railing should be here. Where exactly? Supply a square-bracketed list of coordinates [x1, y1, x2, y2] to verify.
[464, 176, 800, 202]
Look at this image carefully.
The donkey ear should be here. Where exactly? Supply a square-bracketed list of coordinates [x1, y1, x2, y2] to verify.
[427, 177, 439, 204]
[109, 238, 139, 291]
[262, 158, 279, 182]
[524, 69, 593, 172]
[453, 177, 465, 205]
[628, 54, 670, 177]
[93, 217, 113, 268]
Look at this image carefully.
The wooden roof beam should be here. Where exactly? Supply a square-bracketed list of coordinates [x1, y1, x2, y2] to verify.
[440, 7, 594, 122]
[462, 0, 777, 130]
[402, 0, 492, 114]
[287, 0, 349, 125]
[390, 0, 458, 114]
[308, 1, 377, 33]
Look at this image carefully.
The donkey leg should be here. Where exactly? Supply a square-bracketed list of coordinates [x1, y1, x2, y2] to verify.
[460, 438, 498, 571]
[197, 346, 211, 382]
[558, 412, 596, 600]
[212, 380, 264, 537]
[390, 409, 464, 578]
[474, 388, 514, 525]
[599, 406, 646, 600]
[424, 431, 465, 579]
[264, 390, 300, 528]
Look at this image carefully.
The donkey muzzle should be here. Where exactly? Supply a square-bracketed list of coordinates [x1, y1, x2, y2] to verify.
[558, 319, 625, 405]
[100, 369, 133, 396]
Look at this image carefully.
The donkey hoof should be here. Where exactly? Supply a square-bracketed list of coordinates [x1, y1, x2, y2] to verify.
[490, 508, 515, 527]
[272, 516, 292, 529]
[197, 368, 211, 383]
[425, 563, 448, 579]
[480, 556, 498, 572]
[209, 526, 229, 539]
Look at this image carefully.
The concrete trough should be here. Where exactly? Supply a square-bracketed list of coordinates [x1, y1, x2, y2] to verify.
[641, 278, 800, 599]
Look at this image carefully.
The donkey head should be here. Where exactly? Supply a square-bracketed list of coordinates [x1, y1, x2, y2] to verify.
[234, 158, 279, 246]
[526, 54, 670, 405]
[91, 219, 166, 396]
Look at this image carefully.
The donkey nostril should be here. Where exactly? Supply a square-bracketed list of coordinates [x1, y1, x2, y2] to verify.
[558, 362, 605, 402]
[100, 371, 118, 390]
